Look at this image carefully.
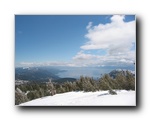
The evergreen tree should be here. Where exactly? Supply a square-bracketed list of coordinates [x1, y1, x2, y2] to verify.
[115, 72, 127, 89]
[15, 88, 28, 105]
[125, 71, 135, 90]
[115, 71, 135, 90]
[99, 74, 113, 90]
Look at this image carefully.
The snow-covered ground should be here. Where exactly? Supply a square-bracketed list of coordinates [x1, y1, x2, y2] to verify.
[20, 90, 136, 106]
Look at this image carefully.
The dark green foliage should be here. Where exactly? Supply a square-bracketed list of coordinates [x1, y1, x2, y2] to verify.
[47, 80, 56, 96]
[125, 71, 135, 90]
[109, 70, 135, 79]
[115, 71, 135, 90]
[15, 92, 28, 105]
[15, 70, 135, 105]
[57, 85, 65, 93]
[76, 76, 98, 92]
[53, 78, 76, 83]
[115, 73, 127, 89]
[15, 88, 28, 105]
[27, 91, 37, 100]
[99, 74, 116, 90]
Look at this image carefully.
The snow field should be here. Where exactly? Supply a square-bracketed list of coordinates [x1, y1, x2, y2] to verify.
[20, 90, 135, 106]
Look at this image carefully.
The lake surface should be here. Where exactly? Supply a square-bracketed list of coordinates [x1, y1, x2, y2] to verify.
[57, 66, 135, 79]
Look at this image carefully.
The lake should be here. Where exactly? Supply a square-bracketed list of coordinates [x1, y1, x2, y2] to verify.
[57, 66, 135, 79]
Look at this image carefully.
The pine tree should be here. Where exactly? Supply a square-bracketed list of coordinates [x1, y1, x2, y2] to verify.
[125, 71, 135, 90]
[115, 73, 126, 89]
[46, 80, 56, 96]
[99, 74, 112, 90]
[115, 71, 135, 90]
[15, 88, 28, 105]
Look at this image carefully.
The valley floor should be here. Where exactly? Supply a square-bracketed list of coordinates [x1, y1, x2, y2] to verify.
[20, 90, 136, 106]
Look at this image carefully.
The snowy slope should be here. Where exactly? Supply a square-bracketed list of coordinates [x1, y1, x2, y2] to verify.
[20, 90, 136, 106]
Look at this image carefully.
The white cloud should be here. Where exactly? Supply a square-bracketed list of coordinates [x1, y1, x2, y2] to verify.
[17, 61, 81, 67]
[19, 62, 35, 66]
[86, 22, 92, 30]
[110, 15, 125, 23]
[72, 51, 100, 60]
[81, 15, 135, 56]
[73, 15, 135, 67]
[72, 50, 135, 67]
[17, 50, 135, 67]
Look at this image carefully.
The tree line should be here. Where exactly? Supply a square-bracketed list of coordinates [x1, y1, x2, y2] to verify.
[15, 71, 135, 105]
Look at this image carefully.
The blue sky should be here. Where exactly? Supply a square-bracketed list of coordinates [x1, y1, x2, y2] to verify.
[15, 15, 135, 67]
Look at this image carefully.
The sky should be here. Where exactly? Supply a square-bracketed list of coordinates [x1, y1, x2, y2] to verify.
[15, 15, 135, 67]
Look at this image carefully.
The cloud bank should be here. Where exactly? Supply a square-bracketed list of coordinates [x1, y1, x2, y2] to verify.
[73, 15, 135, 67]
[81, 15, 135, 54]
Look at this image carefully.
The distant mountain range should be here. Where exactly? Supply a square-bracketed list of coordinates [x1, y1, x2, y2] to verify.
[109, 69, 135, 79]
[15, 67, 62, 81]
[15, 67, 135, 82]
